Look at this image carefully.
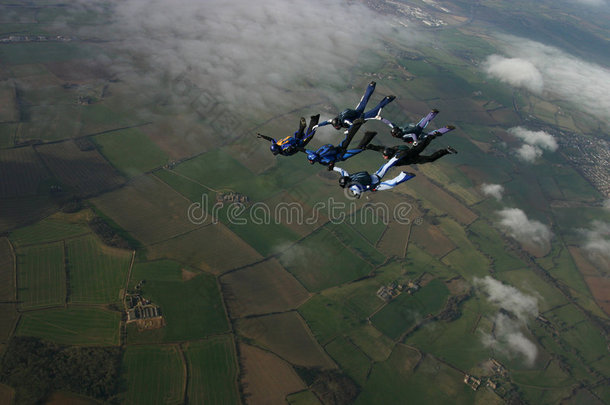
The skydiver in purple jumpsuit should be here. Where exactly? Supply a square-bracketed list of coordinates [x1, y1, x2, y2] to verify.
[380, 109, 455, 144]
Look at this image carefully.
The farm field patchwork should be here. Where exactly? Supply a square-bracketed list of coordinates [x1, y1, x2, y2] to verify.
[16, 306, 120, 346]
[122, 345, 185, 405]
[185, 336, 240, 405]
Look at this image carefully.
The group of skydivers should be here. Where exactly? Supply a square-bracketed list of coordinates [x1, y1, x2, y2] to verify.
[257, 81, 457, 198]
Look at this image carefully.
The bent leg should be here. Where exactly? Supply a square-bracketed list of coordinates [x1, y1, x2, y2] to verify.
[301, 114, 321, 147]
[340, 148, 364, 161]
[375, 156, 400, 178]
[414, 149, 449, 164]
[416, 109, 439, 129]
[375, 172, 415, 191]
[355, 81, 376, 113]
[362, 95, 395, 121]
[356, 131, 377, 149]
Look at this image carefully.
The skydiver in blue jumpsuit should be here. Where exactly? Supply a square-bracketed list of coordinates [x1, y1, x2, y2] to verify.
[317, 81, 395, 131]
[306, 118, 377, 170]
[333, 156, 415, 198]
[380, 109, 455, 144]
[257, 114, 320, 156]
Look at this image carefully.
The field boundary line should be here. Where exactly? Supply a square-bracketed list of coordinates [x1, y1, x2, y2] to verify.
[7, 238, 17, 302]
[178, 343, 189, 405]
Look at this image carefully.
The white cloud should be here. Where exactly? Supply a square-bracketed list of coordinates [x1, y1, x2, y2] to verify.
[516, 144, 543, 163]
[497, 208, 553, 249]
[508, 127, 557, 163]
[475, 277, 539, 366]
[508, 127, 558, 151]
[481, 183, 504, 201]
[483, 55, 544, 94]
[474, 276, 539, 321]
[483, 36, 610, 123]
[579, 220, 610, 270]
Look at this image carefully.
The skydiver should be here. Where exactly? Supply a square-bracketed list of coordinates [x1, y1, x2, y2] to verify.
[334, 156, 415, 198]
[257, 114, 320, 156]
[316, 81, 395, 131]
[366, 130, 458, 166]
[306, 118, 377, 170]
[380, 109, 455, 144]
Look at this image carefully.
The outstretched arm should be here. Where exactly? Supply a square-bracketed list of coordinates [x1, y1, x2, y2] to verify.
[375, 172, 415, 191]
[257, 133, 275, 143]
[333, 166, 349, 177]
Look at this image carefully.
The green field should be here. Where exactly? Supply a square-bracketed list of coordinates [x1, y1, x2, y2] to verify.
[127, 260, 229, 343]
[16, 306, 120, 346]
[122, 345, 185, 405]
[279, 228, 373, 292]
[357, 348, 477, 404]
[371, 279, 450, 340]
[0, 237, 15, 301]
[404, 298, 491, 371]
[9, 218, 89, 248]
[173, 149, 279, 202]
[325, 336, 371, 386]
[237, 311, 334, 369]
[287, 390, 322, 405]
[0, 304, 18, 342]
[299, 293, 365, 346]
[67, 235, 131, 304]
[185, 336, 240, 405]
[16, 242, 66, 309]
[94, 128, 169, 177]
[326, 222, 386, 266]
[467, 219, 527, 272]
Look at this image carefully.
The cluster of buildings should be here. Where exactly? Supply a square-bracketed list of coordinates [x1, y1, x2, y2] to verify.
[376, 280, 420, 301]
[216, 191, 249, 205]
[366, 0, 448, 27]
[124, 282, 164, 330]
[463, 359, 507, 393]
[559, 134, 610, 197]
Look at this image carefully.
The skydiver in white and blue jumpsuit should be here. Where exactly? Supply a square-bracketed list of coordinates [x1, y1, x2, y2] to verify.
[333, 156, 415, 198]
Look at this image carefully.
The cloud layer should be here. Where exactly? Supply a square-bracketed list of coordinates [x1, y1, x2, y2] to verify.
[84, 0, 414, 117]
[483, 36, 610, 123]
[498, 208, 553, 249]
[508, 127, 558, 163]
[475, 276, 539, 366]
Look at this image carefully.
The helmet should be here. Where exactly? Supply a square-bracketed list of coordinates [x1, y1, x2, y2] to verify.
[339, 176, 350, 188]
[307, 152, 318, 164]
[331, 117, 342, 129]
[383, 147, 394, 159]
[270, 143, 281, 155]
[349, 184, 363, 198]
[391, 127, 402, 138]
